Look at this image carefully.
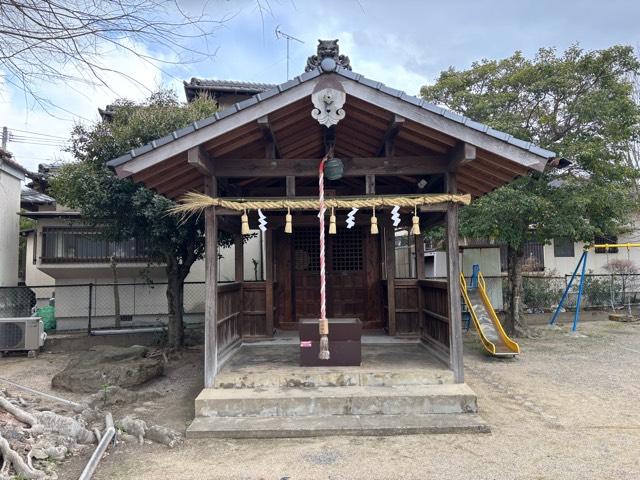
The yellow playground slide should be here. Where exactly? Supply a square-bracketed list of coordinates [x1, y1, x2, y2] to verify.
[460, 271, 520, 357]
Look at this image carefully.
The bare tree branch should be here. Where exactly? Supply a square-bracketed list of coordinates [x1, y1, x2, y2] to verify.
[0, 0, 229, 107]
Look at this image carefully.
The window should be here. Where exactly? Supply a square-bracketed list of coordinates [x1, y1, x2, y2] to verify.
[500, 241, 545, 272]
[594, 236, 618, 254]
[553, 237, 575, 257]
[41, 228, 151, 263]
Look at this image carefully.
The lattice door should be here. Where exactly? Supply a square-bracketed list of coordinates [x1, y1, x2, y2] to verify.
[292, 226, 366, 321]
[329, 227, 365, 317]
[293, 227, 321, 319]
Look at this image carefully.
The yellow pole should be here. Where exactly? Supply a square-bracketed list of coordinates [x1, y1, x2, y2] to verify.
[588, 243, 640, 250]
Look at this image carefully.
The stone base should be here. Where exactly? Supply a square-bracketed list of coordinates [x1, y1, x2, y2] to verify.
[187, 343, 488, 438]
[187, 413, 490, 439]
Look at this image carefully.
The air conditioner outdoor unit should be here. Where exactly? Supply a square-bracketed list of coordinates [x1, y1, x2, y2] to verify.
[0, 317, 46, 356]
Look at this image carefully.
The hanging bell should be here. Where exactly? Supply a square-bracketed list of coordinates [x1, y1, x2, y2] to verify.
[285, 208, 292, 234]
[371, 208, 379, 235]
[329, 207, 336, 235]
[324, 157, 344, 181]
[241, 210, 250, 235]
[410, 206, 421, 236]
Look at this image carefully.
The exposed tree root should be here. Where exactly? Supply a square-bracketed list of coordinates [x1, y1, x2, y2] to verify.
[0, 395, 37, 428]
[0, 433, 45, 479]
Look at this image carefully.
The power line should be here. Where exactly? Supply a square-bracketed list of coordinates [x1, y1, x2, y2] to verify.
[10, 135, 67, 142]
[9, 138, 68, 145]
[7, 127, 69, 140]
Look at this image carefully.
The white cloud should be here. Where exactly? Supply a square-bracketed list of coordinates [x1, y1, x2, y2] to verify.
[0, 39, 176, 172]
[3, 0, 640, 176]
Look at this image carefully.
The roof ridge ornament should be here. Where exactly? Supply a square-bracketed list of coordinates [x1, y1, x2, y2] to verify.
[305, 39, 352, 72]
[311, 78, 346, 127]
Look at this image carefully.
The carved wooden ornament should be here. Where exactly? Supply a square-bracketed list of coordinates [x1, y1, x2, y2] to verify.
[311, 88, 346, 127]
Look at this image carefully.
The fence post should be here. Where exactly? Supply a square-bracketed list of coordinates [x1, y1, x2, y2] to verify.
[87, 283, 93, 336]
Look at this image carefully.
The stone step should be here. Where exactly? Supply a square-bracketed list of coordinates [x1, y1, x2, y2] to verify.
[195, 384, 477, 418]
[187, 413, 490, 439]
[215, 368, 454, 389]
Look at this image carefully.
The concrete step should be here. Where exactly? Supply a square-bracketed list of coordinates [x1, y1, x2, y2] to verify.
[195, 384, 477, 418]
[215, 368, 454, 389]
[187, 413, 490, 438]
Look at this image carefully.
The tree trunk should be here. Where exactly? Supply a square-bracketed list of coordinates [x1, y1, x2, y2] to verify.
[506, 245, 529, 336]
[110, 256, 121, 328]
[166, 261, 185, 350]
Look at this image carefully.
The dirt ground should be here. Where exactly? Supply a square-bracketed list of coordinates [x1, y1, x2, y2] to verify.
[2, 317, 640, 479]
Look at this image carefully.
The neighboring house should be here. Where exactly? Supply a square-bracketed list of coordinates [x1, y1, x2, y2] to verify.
[20, 186, 56, 287]
[20, 192, 264, 330]
[183, 78, 275, 108]
[0, 148, 28, 287]
[422, 216, 640, 312]
[16, 81, 278, 331]
[540, 222, 640, 275]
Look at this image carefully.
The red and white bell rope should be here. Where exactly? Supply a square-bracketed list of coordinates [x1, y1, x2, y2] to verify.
[318, 154, 330, 360]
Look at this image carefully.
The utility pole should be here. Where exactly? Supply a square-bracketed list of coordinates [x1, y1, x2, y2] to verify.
[275, 27, 304, 80]
[1, 127, 7, 149]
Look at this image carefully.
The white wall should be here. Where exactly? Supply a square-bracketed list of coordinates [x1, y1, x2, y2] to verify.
[0, 165, 23, 286]
[23, 233, 55, 287]
[544, 217, 640, 276]
[461, 247, 503, 310]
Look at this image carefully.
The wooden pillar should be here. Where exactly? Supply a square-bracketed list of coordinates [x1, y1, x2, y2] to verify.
[234, 232, 244, 341]
[265, 228, 274, 337]
[204, 177, 218, 388]
[415, 230, 425, 335]
[384, 222, 397, 336]
[365, 174, 375, 195]
[234, 233, 244, 282]
[446, 172, 464, 383]
[286, 176, 296, 197]
[415, 231, 425, 280]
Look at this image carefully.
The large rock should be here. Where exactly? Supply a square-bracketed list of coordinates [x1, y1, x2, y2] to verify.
[52, 345, 163, 393]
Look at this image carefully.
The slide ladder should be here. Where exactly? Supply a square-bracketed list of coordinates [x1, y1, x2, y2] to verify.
[460, 271, 520, 357]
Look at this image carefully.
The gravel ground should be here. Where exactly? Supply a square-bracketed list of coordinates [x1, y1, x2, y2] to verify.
[4, 319, 640, 479]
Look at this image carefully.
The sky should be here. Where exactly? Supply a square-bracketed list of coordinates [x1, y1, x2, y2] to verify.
[2, 0, 640, 172]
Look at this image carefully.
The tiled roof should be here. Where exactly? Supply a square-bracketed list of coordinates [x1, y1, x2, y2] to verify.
[109, 67, 556, 168]
[21, 186, 55, 205]
[184, 78, 276, 94]
[0, 148, 29, 176]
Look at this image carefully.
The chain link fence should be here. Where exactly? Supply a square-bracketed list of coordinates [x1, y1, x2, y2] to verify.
[461, 273, 640, 313]
[0, 282, 209, 333]
[502, 274, 640, 312]
[3, 274, 639, 333]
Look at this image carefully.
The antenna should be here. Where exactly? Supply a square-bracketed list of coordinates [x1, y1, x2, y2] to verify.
[275, 26, 304, 80]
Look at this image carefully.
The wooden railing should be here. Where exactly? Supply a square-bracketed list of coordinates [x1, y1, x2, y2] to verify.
[240, 282, 270, 337]
[393, 279, 421, 335]
[217, 282, 241, 355]
[419, 279, 450, 360]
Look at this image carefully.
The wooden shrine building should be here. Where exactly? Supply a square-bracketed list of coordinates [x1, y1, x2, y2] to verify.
[108, 41, 556, 397]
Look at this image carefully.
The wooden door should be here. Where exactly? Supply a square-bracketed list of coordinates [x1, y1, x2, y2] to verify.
[292, 226, 366, 322]
[293, 227, 321, 320]
[328, 227, 366, 318]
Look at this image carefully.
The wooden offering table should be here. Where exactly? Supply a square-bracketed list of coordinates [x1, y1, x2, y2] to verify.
[299, 318, 362, 366]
